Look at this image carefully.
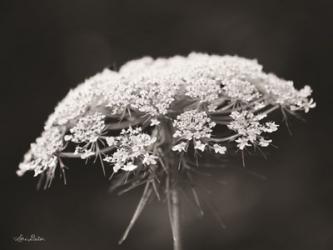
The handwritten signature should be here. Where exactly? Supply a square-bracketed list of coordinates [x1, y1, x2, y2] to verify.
[13, 234, 45, 243]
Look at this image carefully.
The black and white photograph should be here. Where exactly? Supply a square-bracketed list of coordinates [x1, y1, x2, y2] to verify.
[1, 0, 332, 250]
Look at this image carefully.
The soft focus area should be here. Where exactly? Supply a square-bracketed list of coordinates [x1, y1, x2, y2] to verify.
[1, 0, 332, 250]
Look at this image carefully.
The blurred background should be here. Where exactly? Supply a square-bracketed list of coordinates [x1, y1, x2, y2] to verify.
[1, 0, 332, 249]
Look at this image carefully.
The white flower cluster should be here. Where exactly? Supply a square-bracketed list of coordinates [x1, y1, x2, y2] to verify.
[173, 110, 216, 141]
[17, 52, 315, 179]
[42, 53, 315, 124]
[228, 111, 279, 150]
[110, 53, 266, 114]
[172, 110, 226, 154]
[261, 74, 316, 113]
[45, 69, 118, 129]
[65, 112, 106, 143]
[222, 79, 260, 102]
[17, 127, 64, 177]
[103, 127, 157, 173]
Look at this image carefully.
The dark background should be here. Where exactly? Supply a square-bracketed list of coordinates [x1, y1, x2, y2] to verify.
[1, 0, 332, 249]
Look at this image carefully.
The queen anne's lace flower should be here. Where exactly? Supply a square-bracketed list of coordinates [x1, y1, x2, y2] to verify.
[65, 113, 106, 143]
[185, 78, 221, 103]
[45, 69, 118, 129]
[172, 110, 227, 154]
[16, 52, 316, 250]
[103, 127, 157, 172]
[228, 111, 279, 150]
[17, 127, 64, 177]
[17, 52, 315, 182]
[260, 73, 316, 112]
[173, 110, 216, 141]
[222, 79, 260, 102]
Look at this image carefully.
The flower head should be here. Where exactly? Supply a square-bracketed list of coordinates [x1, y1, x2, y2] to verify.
[17, 127, 64, 180]
[228, 111, 279, 150]
[45, 69, 118, 129]
[222, 79, 260, 102]
[103, 127, 157, 173]
[260, 74, 316, 112]
[65, 112, 106, 143]
[17, 52, 314, 182]
[173, 110, 216, 141]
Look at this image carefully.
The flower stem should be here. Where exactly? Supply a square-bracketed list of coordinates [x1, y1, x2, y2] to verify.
[170, 180, 182, 250]
[159, 118, 183, 250]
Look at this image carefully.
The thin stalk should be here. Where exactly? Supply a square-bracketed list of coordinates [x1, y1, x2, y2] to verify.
[210, 134, 238, 142]
[58, 146, 115, 159]
[170, 181, 182, 250]
[260, 105, 279, 116]
[118, 182, 153, 244]
[160, 118, 183, 250]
